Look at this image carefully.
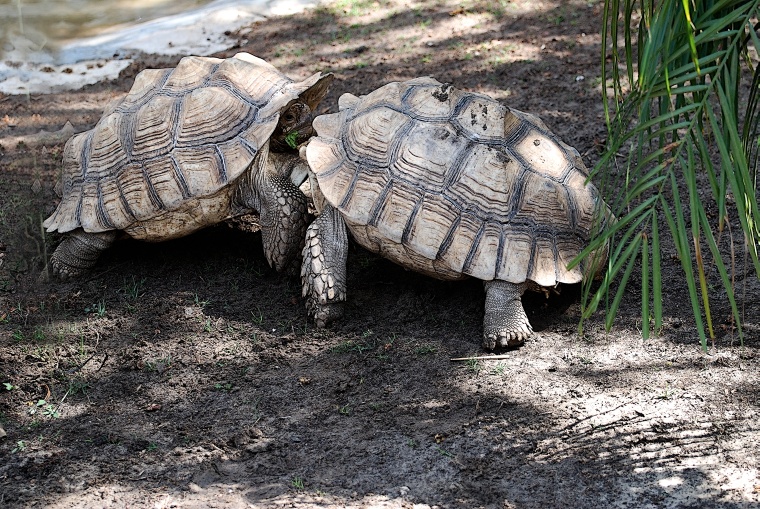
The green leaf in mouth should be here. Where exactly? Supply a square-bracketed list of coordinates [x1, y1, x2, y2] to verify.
[285, 130, 299, 149]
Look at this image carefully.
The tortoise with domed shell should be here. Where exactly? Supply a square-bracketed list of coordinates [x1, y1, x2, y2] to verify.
[302, 77, 611, 349]
[44, 53, 332, 278]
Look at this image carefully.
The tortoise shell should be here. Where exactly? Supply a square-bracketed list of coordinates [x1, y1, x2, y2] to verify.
[43, 53, 325, 240]
[306, 77, 610, 287]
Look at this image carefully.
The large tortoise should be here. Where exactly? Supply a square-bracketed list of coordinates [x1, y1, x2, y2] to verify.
[302, 78, 611, 349]
[43, 53, 332, 278]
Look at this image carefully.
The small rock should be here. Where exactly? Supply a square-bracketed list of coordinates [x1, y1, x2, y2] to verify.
[0, 426, 6, 438]
[245, 438, 274, 453]
[400, 486, 410, 497]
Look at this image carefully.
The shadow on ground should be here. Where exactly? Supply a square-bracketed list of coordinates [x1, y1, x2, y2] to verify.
[1, 1, 758, 507]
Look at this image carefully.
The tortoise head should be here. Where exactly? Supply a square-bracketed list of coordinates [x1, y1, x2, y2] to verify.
[271, 73, 334, 152]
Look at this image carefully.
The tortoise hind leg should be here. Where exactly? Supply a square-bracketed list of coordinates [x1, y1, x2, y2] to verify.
[301, 203, 348, 327]
[482, 280, 532, 349]
[49, 230, 116, 279]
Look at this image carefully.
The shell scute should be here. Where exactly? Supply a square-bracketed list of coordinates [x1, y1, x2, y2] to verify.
[436, 214, 481, 275]
[172, 146, 225, 197]
[512, 123, 571, 181]
[132, 94, 179, 159]
[339, 168, 388, 225]
[406, 194, 461, 260]
[88, 113, 127, 178]
[100, 177, 135, 229]
[163, 56, 221, 93]
[372, 182, 419, 244]
[516, 172, 571, 229]
[451, 95, 508, 143]
[465, 222, 503, 279]
[78, 182, 102, 232]
[400, 79, 460, 120]
[347, 83, 403, 118]
[176, 86, 253, 148]
[116, 69, 171, 113]
[117, 163, 158, 221]
[345, 107, 409, 168]
[445, 144, 521, 223]
[144, 156, 187, 212]
[495, 231, 533, 282]
[212, 55, 287, 106]
[529, 236, 559, 287]
[392, 122, 466, 192]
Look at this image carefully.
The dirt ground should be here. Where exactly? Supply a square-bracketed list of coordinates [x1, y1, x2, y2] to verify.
[1, 1, 759, 507]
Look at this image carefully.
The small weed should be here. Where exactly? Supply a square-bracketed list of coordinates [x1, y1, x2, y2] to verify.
[251, 307, 264, 325]
[490, 363, 507, 375]
[421, 54, 432, 64]
[203, 318, 213, 333]
[194, 293, 209, 308]
[339, 404, 351, 416]
[657, 385, 677, 400]
[466, 358, 481, 374]
[355, 60, 368, 69]
[417, 18, 432, 29]
[3, 382, 17, 391]
[32, 327, 45, 342]
[329, 0, 375, 17]
[331, 341, 356, 354]
[436, 446, 454, 458]
[488, 0, 512, 19]
[67, 377, 89, 396]
[214, 382, 234, 392]
[291, 476, 305, 490]
[12, 440, 26, 453]
[12, 330, 24, 341]
[414, 344, 437, 356]
[29, 399, 60, 419]
[407, 438, 418, 449]
[85, 300, 107, 317]
[145, 356, 173, 373]
[123, 276, 145, 302]
[146, 442, 158, 452]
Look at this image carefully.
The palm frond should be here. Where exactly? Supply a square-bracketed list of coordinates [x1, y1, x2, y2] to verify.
[582, 0, 760, 349]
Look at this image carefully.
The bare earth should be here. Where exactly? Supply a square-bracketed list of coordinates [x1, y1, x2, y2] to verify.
[1, 1, 758, 507]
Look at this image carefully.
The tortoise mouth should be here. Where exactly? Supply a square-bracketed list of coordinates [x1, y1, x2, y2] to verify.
[282, 121, 315, 149]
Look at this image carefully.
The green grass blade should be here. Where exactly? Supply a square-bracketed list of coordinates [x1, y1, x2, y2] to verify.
[652, 210, 663, 332]
[641, 232, 650, 339]
[665, 174, 708, 349]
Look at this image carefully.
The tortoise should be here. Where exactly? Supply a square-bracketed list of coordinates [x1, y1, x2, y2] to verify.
[43, 53, 332, 278]
[302, 78, 611, 349]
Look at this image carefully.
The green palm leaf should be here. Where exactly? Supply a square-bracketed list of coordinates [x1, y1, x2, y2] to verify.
[583, 0, 760, 349]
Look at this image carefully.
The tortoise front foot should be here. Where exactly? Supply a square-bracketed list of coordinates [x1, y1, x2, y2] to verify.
[301, 204, 348, 328]
[48, 230, 116, 280]
[482, 280, 533, 349]
[306, 300, 345, 328]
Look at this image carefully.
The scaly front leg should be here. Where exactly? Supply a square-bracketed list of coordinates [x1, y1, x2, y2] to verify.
[301, 204, 348, 327]
[259, 171, 309, 275]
